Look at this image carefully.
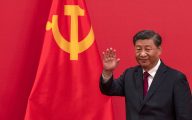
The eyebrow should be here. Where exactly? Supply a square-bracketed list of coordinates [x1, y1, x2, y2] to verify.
[135, 45, 152, 47]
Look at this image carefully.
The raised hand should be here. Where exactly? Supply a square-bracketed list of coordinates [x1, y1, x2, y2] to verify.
[102, 48, 120, 75]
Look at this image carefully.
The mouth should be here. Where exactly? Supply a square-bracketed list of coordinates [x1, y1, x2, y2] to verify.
[139, 59, 148, 60]
[139, 58, 148, 61]
[138, 59, 148, 63]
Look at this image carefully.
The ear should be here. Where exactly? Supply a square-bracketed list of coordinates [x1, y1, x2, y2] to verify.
[158, 46, 162, 55]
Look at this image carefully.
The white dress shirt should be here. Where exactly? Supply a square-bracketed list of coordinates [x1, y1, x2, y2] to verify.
[143, 59, 161, 90]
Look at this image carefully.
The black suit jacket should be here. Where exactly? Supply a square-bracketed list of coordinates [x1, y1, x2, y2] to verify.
[100, 62, 192, 120]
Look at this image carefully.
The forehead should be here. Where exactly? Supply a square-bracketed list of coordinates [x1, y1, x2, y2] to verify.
[135, 39, 156, 46]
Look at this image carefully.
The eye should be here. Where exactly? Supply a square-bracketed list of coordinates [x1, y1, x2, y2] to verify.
[137, 48, 141, 50]
[136, 48, 141, 52]
[145, 48, 152, 52]
[135, 46, 141, 50]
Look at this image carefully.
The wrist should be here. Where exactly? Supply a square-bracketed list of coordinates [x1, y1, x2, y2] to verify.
[102, 69, 113, 79]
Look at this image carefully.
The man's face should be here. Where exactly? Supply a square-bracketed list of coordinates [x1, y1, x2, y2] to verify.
[135, 39, 161, 71]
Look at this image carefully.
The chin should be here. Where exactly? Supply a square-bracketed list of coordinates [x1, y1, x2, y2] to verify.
[139, 63, 149, 69]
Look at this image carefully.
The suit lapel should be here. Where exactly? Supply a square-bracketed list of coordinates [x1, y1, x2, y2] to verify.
[134, 66, 144, 106]
[139, 62, 168, 111]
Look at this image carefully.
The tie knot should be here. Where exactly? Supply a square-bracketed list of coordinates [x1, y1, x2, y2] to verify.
[143, 71, 150, 78]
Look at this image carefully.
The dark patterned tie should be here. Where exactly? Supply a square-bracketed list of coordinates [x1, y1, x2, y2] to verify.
[143, 71, 150, 97]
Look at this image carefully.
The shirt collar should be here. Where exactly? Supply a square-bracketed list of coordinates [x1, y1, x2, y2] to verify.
[143, 59, 161, 78]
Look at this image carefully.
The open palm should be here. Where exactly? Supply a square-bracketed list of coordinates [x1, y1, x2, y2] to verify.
[103, 48, 120, 72]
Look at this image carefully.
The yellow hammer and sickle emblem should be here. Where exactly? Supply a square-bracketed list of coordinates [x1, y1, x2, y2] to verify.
[46, 5, 94, 60]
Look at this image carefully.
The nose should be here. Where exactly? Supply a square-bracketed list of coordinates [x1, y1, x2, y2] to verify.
[140, 50, 147, 57]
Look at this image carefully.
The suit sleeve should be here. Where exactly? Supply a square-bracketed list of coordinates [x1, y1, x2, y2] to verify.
[99, 71, 126, 96]
[173, 73, 192, 120]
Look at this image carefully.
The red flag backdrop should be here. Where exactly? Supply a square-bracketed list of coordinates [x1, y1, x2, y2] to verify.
[25, 0, 113, 120]
[0, 0, 192, 120]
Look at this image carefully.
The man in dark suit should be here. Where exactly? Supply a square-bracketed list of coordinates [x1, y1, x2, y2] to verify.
[100, 30, 192, 120]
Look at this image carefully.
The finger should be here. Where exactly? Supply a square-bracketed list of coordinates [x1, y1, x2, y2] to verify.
[103, 51, 109, 63]
[102, 51, 106, 59]
[109, 47, 115, 58]
[116, 58, 120, 66]
[105, 48, 110, 58]
[104, 49, 113, 62]
[112, 49, 116, 58]
[116, 58, 120, 63]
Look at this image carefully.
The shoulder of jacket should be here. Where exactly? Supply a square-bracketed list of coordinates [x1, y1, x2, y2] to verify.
[124, 65, 140, 73]
[166, 66, 186, 79]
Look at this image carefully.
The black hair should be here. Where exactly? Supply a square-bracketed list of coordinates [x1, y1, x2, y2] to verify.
[133, 30, 162, 47]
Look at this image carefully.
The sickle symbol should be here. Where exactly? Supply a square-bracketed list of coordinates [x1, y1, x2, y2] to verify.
[46, 5, 94, 60]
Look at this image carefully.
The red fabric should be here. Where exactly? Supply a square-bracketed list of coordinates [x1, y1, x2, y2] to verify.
[24, 0, 113, 120]
[143, 72, 149, 97]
